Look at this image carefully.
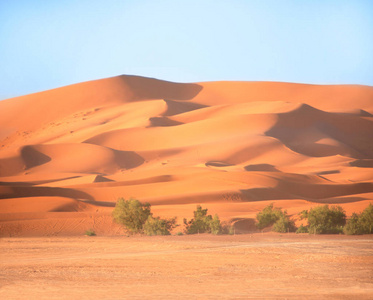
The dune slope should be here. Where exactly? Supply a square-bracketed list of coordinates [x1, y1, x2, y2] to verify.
[1, 75, 372, 236]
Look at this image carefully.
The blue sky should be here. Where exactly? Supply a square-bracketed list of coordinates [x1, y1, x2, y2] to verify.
[1, 0, 372, 100]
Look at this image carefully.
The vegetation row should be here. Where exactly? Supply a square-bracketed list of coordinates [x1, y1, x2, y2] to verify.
[112, 198, 234, 236]
[87, 198, 373, 236]
[256, 202, 373, 235]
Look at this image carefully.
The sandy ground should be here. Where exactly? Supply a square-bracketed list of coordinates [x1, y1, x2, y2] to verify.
[1, 234, 372, 299]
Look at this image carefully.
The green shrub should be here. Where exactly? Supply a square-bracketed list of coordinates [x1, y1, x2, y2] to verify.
[256, 203, 280, 229]
[184, 205, 223, 234]
[273, 214, 296, 233]
[296, 224, 308, 234]
[112, 197, 152, 234]
[210, 214, 222, 235]
[176, 232, 183, 236]
[143, 216, 177, 236]
[359, 203, 373, 233]
[344, 204, 373, 235]
[85, 229, 96, 236]
[344, 213, 364, 235]
[256, 203, 295, 232]
[299, 210, 308, 220]
[221, 223, 235, 235]
[306, 205, 346, 234]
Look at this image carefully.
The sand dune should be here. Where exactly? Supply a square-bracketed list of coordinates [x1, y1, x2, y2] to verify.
[1, 75, 372, 236]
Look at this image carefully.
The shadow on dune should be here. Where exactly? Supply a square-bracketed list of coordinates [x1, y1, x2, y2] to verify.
[349, 159, 373, 168]
[244, 164, 279, 172]
[265, 104, 373, 159]
[162, 99, 208, 116]
[148, 117, 183, 127]
[240, 180, 373, 202]
[114, 150, 145, 169]
[82, 200, 116, 207]
[0, 186, 94, 201]
[120, 75, 203, 101]
[305, 196, 368, 204]
[205, 161, 234, 168]
[21, 145, 51, 169]
[231, 218, 258, 233]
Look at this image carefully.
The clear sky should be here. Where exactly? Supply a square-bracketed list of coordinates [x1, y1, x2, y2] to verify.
[1, 0, 373, 100]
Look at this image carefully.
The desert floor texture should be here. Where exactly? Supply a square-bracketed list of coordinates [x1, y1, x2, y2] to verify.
[1, 234, 373, 299]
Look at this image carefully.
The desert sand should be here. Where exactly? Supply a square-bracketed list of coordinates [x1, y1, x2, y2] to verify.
[1, 75, 373, 299]
[1, 234, 373, 299]
[1, 75, 373, 236]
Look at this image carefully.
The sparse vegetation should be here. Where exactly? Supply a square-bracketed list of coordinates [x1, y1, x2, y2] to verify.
[85, 229, 96, 236]
[256, 203, 295, 233]
[221, 222, 235, 235]
[143, 216, 178, 236]
[344, 213, 364, 235]
[210, 214, 223, 235]
[299, 210, 308, 220]
[184, 205, 222, 235]
[344, 204, 373, 235]
[112, 198, 151, 234]
[303, 205, 346, 234]
[359, 203, 373, 233]
[112, 197, 177, 235]
[273, 213, 296, 233]
[112, 198, 372, 237]
[296, 224, 308, 234]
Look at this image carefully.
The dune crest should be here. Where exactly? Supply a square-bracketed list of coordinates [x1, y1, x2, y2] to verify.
[1, 75, 373, 236]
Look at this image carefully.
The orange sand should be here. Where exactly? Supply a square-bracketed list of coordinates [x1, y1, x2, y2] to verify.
[1, 75, 372, 236]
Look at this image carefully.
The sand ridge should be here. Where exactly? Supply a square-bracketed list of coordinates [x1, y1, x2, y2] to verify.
[0, 75, 373, 236]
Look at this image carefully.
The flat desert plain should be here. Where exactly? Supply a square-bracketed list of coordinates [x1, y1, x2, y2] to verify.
[1, 75, 373, 298]
[1, 234, 373, 299]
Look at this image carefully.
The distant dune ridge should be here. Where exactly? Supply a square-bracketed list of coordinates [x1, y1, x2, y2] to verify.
[1, 75, 373, 236]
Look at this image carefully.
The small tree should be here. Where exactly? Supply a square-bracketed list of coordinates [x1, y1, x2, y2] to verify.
[184, 205, 219, 234]
[344, 213, 364, 235]
[112, 198, 152, 234]
[299, 210, 308, 220]
[256, 203, 295, 232]
[344, 203, 373, 235]
[143, 216, 178, 236]
[210, 214, 222, 235]
[296, 224, 308, 234]
[273, 214, 296, 233]
[306, 205, 346, 234]
[359, 203, 373, 233]
[256, 203, 279, 230]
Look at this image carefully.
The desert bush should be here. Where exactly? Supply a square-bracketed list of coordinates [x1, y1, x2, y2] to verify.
[344, 213, 365, 235]
[184, 205, 223, 234]
[112, 197, 152, 234]
[256, 203, 280, 229]
[210, 214, 223, 235]
[359, 203, 373, 233]
[85, 229, 96, 236]
[256, 203, 295, 232]
[344, 204, 373, 235]
[143, 216, 178, 236]
[273, 214, 296, 233]
[221, 222, 235, 235]
[306, 205, 346, 234]
[299, 210, 308, 220]
[296, 224, 308, 234]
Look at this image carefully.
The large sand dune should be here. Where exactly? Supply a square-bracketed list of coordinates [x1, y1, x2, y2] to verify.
[1, 75, 373, 236]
